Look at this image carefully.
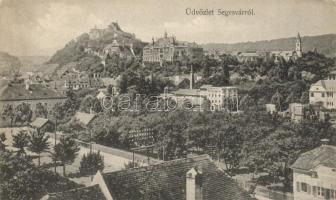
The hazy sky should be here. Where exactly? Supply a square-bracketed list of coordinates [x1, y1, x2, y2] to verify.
[0, 0, 335, 56]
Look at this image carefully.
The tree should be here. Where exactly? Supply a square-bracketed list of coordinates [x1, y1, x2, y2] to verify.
[239, 94, 255, 111]
[79, 151, 104, 175]
[51, 102, 65, 173]
[0, 132, 6, 143]
[35, 103, 48, 118]
[12, 130, 29, 156]
[15, 103, 33, 124]
[0, 151, 80, 200]
[0, 132, 6, 151]
[28, 130, 50, 167]
[300, 91, 309, 104]
[52, 136, 79, 176]
[63, 89, 80, 116]
[79, 95, 102, 113]
[271, 90, 283, 111]
[107, 84, 113, 95]
[1, 104, 16, 133]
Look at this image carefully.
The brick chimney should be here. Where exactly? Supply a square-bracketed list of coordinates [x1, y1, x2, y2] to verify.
[186, 167, 203, 200]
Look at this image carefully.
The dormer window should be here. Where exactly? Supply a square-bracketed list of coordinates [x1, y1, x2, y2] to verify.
[311, 171, 318, 178]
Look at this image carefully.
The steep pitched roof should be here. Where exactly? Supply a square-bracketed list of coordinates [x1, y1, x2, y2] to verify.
[101, 155, 252, 200]
[41, 185, 106, 200]
[0, 83, 66, 101]
[74, 112, 97, 126]
[30, 118, 51, 129]
[310, 80, 336, 91]
[291, 145, 336, 171]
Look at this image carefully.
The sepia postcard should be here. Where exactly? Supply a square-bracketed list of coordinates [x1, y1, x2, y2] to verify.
[0, 0, 336, 199]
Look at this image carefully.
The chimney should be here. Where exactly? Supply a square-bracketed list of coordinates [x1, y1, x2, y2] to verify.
[190, 65, 194, 90]
[321, 138, 330, 146]
[186, 167, 203, 200]
[25, 80, 30, 90]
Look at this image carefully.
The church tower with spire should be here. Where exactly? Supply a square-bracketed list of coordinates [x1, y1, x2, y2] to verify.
[295, 32, 302, 58]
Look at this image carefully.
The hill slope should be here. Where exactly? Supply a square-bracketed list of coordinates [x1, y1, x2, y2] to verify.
[202, 34, 336, 57]
[0, 51, 21, 76]
[48, 22, 146, 69]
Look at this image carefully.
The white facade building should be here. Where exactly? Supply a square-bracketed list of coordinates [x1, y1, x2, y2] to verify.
[199, 85, 238, 110]
[291, 145, 336, 200]
[309, 71, 336, 109]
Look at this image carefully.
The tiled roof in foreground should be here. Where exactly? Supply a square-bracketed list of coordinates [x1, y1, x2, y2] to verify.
[103, 154, 252, 200]
[41, 185, 106, 200]
[42, 154, 253, 200]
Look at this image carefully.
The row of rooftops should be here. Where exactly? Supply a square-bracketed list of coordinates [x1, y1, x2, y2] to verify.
[42, 142, 336, 200]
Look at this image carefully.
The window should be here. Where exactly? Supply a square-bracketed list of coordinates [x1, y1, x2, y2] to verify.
[313, 186, 317, 197]
[311, 92, 314, 97]
[296, 182, 301, 192]
[322, 93, 325, 98]
[301, 183, 308, 192]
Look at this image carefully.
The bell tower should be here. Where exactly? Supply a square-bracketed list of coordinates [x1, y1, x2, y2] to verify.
[295, 32, 302, 57]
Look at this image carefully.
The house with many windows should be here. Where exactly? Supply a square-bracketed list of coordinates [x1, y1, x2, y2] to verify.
[291, 144, 336, 200]
[309, 71, 336, 110]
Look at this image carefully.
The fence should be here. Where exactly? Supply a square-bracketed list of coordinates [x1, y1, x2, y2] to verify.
[254, 185, 294, 200]
[47, 132, 162, 165]
[235, 178, 294, 200]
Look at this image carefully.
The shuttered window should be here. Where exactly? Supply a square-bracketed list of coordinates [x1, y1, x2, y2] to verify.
[301, 182, 308, 192]
[313, 186, 317, 197]
[296, 182, 301, 192]
[307, 184, 311, 194]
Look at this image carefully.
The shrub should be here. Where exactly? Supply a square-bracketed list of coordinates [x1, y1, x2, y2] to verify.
[79, 151, 104, 175]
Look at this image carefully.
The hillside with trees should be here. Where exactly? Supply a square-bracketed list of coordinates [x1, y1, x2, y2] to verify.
[202, 34, 336, 57]
[47, 22, 146, 75]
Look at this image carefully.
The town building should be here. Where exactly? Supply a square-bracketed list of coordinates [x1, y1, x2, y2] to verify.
[235, 33, 303, 63]
[142, 31, 203, 65]
[29, 118, 55, 133]
[165, 66, 238, 111]
[270, 32, 303, 62]
[236, 52, 270, 63]
[42, 154, 252, 200]
[291, 144, 336, 200]
[309, 71, 336, 110]
[266, 103, 277, 114]
[0, 81, 66, 113]
[199, 85, 238, 110]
